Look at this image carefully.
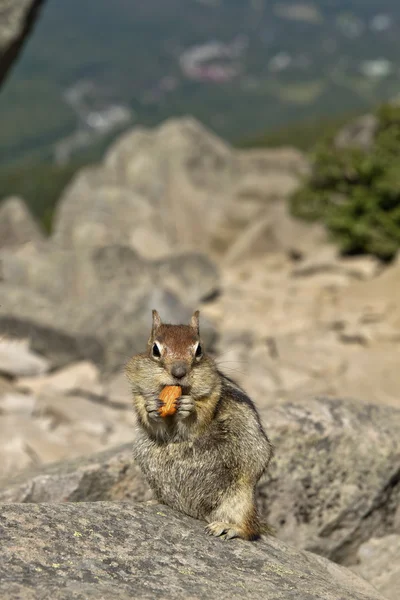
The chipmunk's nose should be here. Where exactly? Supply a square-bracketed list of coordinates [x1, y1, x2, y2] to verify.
[171, 362, 187, 380]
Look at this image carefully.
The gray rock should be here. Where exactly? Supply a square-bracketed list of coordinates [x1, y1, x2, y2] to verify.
[70, 279, 216, 375]
[89, 244, 150, 287]
[0, 395, 135, 479]
[0, 502, 384, 600]
[291, 252, 381, 281]
[52, 118, 309, 261]
[0, 119, 310, 376]
[0, 392, 35, 415]
[0, 442, 147, 503]
[0, 284, 105, 369]
[351, 535, 400, 600]
[52, 166, 163, 257]
[0, 243, 76, 301]
[17, 360, 103, 396]
[0, 338, 49, 377]
[1, 396, 399, 568]
[0, 245, 219, 374]
[257, 396, 400, 565]
[0, 197, 44, 249]
[0, 0, 45, 88]
[52, 118, 235, 258]
[155, 252, 220, 304]
[0, 413, 70, 475]
[222, 202, 329, 265]
[0, 375, 13, 396]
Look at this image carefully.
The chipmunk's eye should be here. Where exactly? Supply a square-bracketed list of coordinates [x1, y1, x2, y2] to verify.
[195, 343, 203, 359]
[152, 343, 161, 358]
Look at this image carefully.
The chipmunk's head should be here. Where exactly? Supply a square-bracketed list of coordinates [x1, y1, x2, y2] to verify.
[147, 309, 204, 386]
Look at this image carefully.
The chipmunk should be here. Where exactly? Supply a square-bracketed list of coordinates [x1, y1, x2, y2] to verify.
[125, 309, 273, 540]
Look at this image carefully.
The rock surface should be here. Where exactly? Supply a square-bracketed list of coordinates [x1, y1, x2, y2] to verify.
[0, 119, 307, 375]
[6, 117, 399, 403]
[17, 360, 103, 396]
[0, 387, 136, 478]
[0, 0, 45, 88]
[1, 396, 399, 570]
[0, 339, 49, 377]
[0, 122, 399, 487]
[257, 397, 400, 565]
[0, 116, 400, 598]
[52, 119, 310, 260]
[0, 443, 148, 503]
[202, 246, 400, 410]
[5, 117, 400, 402]
[351, 535, 400, 600]
[0, 502, 385, 600]
[0, 247, 219, 372]
[0, 197, 44, 249]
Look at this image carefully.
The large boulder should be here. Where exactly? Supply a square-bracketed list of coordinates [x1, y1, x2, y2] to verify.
[52, 118, 311, 261]
[0, 502, 384, 599]
[0, 0, 45, 88]
[257, 396, 400, 565]
[0, 443, 147, 503]
[0, 284, 105, 369]
[1, 396, 399, 568]
[0, 119, 311, 374]
[0, 245, 219, 373]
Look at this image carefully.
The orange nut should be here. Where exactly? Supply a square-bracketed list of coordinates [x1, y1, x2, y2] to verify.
[158, 385, 182, 417]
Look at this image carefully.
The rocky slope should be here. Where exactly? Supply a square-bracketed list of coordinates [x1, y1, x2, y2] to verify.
[0, 118, 307, 372]
[0, 502, 385, 600]
[0, 116, 399, 598]
[1, 118, 399, 475]
[1, 395, 399, 567]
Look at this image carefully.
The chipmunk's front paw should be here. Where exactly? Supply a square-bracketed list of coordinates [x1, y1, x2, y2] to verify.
[205, 521, 259, 541]
[206, 522, 241, 540]
[176, 395, 195, 420]
[144, 396, 163, 421]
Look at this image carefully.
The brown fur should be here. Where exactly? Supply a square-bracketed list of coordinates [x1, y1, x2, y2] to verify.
[125, 310, 273, 540]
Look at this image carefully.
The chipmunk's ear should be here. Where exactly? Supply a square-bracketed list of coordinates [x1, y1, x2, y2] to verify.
[190, 310, 200, 335]
[151, 309, 162, 337]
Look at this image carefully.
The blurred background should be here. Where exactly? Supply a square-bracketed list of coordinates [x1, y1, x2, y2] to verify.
[0, 3, 400, 593]
[2, 0, 400, 227]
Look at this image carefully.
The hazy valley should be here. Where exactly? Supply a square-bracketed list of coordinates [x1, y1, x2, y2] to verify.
[1, 0, 400, 167]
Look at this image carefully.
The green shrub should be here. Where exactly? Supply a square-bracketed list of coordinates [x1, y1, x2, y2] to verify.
[290, 103, 400, 261]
